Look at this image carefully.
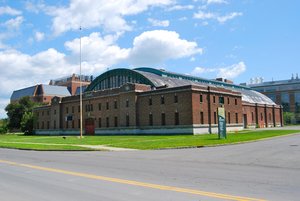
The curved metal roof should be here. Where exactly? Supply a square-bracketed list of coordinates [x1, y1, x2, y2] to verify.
[86, 67, 276, 105]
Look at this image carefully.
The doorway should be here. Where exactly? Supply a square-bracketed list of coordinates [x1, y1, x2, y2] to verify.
[85, 118, 95, 135]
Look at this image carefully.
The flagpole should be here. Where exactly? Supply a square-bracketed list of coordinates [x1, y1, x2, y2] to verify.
[79, 26, 83, 139]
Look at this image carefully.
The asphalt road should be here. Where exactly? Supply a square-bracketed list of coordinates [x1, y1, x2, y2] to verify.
[0, 133, 300, 201]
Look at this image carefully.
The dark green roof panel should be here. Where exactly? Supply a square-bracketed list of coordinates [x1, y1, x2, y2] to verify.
[85, 68, 155, 91]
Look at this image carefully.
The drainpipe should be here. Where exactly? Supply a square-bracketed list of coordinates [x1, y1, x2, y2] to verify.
[207, 86, 212, 134]
[255, 103, 259, 127]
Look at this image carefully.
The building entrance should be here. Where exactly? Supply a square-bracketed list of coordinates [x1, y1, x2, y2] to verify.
[85, 118, 95, 135]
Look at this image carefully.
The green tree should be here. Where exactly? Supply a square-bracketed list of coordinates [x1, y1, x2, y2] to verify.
[283, 112, 296, 125]
[20, 112, 35, 135]
[5, 96, 40, 131]
[0, 119, 8, 134]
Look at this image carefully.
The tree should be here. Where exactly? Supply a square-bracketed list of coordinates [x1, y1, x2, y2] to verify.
[0, 119, 8, 134]
[5, 96, 40, 131]
[283, 112, 296, 125]
[20, 112, 35, 135]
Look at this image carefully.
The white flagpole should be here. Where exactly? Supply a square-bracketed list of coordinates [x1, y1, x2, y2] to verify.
[79, 26, 83, 139]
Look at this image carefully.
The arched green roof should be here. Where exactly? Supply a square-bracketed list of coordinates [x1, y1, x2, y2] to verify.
[85, 68, 155, 91]
[86, 67, 276, 105]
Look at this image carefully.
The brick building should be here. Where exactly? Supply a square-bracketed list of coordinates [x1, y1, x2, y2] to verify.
[246, 75, 300, 123]
[11, 84, 71, 104]
[49, 73, 92, 95]
[33, 68, 283, 135]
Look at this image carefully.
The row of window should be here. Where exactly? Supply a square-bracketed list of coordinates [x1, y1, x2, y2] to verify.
[65, 99, 130, 114]
[200, 94, 238, 105]
[148, 94, 178, 106]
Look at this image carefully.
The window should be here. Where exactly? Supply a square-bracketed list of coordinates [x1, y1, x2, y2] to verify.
[213, 96, 216, 103]
[98, 118, 102, 128]
[161, 95, 165, 104]
[114, 116, 118, 127]
[98, 103, 102, 111]
[149, 97, 152, 106]
[106, 101, 109, 110]
[149, 113, 153, 126]
[47, 121, 50, 129]
[126, 114, 130, 127]
[235, 99, 238, 105]
[106, 117, 110, 127]
[214, 112, 217, 124]
[126, 99, 129, 108]
[161, 113, 166, 125]
[200, 94, 203, 103]
[227, 97, 230, 104]
[174, 94, 178, 103]
[174, 112, 179, 125]
[66, 107, 69, 113]
[54, 110, 56, 115]
[251, 112, 254, 121]
[114, 100, 118, 109]
[200, 112, 204, 124]
[228, 112, 231, 124]
[235, 113, 238, 124]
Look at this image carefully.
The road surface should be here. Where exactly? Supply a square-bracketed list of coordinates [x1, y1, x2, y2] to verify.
[1, 133, 300, 201]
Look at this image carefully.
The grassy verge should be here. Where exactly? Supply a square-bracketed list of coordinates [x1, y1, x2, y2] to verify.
[0, 130, 299, 151]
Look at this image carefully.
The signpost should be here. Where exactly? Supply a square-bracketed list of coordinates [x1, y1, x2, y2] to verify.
[218, 107, 227, 139]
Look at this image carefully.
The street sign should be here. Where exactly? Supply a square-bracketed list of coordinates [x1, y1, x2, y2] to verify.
[218, 107, 226, 139]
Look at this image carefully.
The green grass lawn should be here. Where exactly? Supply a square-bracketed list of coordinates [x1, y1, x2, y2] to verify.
[0, 129, 299, 151]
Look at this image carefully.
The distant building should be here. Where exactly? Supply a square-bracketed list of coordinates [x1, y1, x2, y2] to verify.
[10, 84, 71, 104]
[245, 74, 300, 123]
[33, 67, 283, 135]
[10, 74, 92, 104]
[49, 74, 92, 95]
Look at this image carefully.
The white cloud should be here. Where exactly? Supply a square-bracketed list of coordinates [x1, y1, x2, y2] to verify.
[0, 49, 75, 99]
[217, 62, 246, 78]
[194, 11, 216, 20]
[217, 12, 243, 23]
[35, 31, 45, 42]
[148, 18, 170, 27]
[167, 5, 194, 11]
[3, 16, 24, 29]
[206, 0, 227, 5]
[194, 11, 242, 24]
[0, 6, 21, 16]
[192, 62, 246, 79]
[65, 32, 129, 74]
[47, 0, 174, 35]
[128, 30, 202, 66]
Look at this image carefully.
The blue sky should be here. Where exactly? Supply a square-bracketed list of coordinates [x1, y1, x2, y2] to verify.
[0, 0, 299, 118]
